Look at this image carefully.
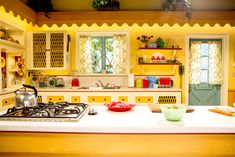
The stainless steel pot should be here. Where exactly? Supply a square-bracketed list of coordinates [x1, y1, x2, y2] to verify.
[15, 84, 38, 108]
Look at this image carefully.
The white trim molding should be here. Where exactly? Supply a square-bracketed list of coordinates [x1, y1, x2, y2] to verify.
[185, 34, 229, 106]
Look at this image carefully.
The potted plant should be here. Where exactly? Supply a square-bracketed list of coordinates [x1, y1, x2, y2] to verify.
[92, 0, 120, 11]
[137, 35, 153, 48]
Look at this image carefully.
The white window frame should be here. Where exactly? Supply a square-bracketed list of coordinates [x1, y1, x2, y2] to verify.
[76, 30, 130, 75]
[185, 34, 229, 106]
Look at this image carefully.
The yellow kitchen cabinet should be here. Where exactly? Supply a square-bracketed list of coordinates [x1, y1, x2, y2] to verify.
[135, 96, 153, 103]
[0, 92, 15, 110]
[88, 96, 111, 103]
[71, 96, 81, 103]
[26, 31, 68, 70]
[118, 96, 129, 102]
[156, 92, 181, 104]
[47, 96, 64, 103]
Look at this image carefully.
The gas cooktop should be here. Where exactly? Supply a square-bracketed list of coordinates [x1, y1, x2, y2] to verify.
[0, 102, 89, 122]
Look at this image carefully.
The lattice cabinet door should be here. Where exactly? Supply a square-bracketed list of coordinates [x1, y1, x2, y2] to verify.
[27, 31, 68, 70]
[156, 92, 181, 104]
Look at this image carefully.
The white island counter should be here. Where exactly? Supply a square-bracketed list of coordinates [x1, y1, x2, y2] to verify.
[0, 106, 234, 133]
[0, 106, 235, 157]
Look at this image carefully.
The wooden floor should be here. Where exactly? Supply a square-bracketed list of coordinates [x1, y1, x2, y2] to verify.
[0, 132, 235, 157]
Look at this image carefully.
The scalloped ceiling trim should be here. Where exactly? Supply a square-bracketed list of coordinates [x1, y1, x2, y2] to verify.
[0, 2, 36, 25]
[34, 22, 235, 28]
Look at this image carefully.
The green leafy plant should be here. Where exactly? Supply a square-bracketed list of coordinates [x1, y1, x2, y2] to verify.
[162, 0, 191, 20]
[92, 0, 120, 10]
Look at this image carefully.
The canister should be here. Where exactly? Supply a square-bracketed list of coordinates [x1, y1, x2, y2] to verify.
[135, 78, 143, 88]
[143, 79, 149, 88]
[147, 76, 156, 88]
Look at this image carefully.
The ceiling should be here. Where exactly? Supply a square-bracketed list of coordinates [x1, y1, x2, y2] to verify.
[20, 0, 235, 12]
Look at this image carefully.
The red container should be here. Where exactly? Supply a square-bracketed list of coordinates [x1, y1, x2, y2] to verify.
[143, 79, 149, 88]
[71, 78, 79, 87]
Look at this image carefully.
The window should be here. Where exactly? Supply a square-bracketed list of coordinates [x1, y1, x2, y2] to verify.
[91, 36, 113, 73]
[200, 43, 209, 83]
[76, 31, 129, 74]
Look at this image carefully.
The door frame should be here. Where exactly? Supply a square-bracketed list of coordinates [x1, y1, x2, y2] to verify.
[185, 34, 229, 105]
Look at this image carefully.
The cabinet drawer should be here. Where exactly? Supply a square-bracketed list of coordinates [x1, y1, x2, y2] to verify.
[118, 96, 128, 102]
[135, 96, 153, 103]
[88, 96, 111, 103]
[47, 96, 64, 103]
[71, 96, 81, 103]
[2, 97, 15, 107]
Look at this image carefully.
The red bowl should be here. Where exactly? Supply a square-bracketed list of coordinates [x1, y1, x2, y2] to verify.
[105, 102, 135, 112]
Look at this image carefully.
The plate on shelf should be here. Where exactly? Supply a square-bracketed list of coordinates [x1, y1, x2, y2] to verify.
[1, 57, 6, 68]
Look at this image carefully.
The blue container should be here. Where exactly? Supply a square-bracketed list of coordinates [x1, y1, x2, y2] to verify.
[147, 76, 156, 88]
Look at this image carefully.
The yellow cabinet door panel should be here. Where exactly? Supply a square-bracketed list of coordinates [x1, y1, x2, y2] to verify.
[47, 96, 64, 103]
[71, 96, 81, 103]
[118, 96, 128, 102]
[88, 96, 111, 103]
[135, 96, 153, 103]
[2, 97, 15, 107]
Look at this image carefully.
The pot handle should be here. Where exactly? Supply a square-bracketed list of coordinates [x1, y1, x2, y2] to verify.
[22, 84, 38, 97]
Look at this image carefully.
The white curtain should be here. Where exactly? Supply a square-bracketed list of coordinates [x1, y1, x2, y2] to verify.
[79, 35, 93, 74]
[189, 41, 201, 84]
[112, 34, 127, 74]
[208, 41, 223, 84]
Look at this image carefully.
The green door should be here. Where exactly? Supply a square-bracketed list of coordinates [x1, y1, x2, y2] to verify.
[188, 39, 222, 106]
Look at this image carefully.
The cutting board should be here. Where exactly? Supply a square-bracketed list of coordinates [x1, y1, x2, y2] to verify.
[148, 104, 194, 113]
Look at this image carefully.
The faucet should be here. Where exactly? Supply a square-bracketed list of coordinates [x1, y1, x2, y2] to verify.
[96, 80, 110, 87]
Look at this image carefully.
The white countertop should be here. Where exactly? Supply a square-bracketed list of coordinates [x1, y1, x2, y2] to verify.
[0, 106, 234, 133]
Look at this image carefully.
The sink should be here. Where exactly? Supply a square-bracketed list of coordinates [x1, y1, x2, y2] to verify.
[88, 87, 103, 90]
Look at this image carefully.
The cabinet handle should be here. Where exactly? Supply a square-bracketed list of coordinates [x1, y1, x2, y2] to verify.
[5, 101, 8, 104]
[50, 98, 52, 100]
[148, 99, 151, 101]
[122, 98, 125, 101]
[138, 99, 141, 101]
[104, 98, 107, 101]
[59, 98, 61, 100]
[75, 98, 77, 101]
[92, 98, 95, 101]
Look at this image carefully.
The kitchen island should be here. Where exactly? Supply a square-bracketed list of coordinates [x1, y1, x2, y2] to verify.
[0, 106, 235, 157]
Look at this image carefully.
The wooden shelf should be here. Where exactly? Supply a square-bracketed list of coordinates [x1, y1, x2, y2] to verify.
[139, 47, 182, 50]
[139, 62, 182, 65]
[0, 39, 24, 51]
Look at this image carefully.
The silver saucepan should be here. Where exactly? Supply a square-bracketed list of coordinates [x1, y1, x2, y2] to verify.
[15, 84, 38, 108]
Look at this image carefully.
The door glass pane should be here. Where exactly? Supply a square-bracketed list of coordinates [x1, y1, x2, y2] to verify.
[105, 38, 113, 72]
[201, 44, 208, 56]
[201, 57, 208, 69]
[200, 70, 208, 83]
[91, 37, 102, 73]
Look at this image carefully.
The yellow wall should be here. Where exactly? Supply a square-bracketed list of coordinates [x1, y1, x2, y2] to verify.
[1, 6, 235, 93]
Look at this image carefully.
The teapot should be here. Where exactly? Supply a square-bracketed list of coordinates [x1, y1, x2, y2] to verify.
[15, 84, 38, 108]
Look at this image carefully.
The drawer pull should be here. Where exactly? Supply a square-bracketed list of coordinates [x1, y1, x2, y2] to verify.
[92, 98, 95, 101]
[59, 98, 61, 100]
[104, 98, 107, 101]
[5, 101, 7, 104]
[75, 98, 77, 101]
[122, 99, 125, 101]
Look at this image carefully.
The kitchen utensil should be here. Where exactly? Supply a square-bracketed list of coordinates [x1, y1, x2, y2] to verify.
[158, 77, 173, 88]
[143, 79, 149, 88]
[15, 84, 38, 108]
[104, 102, 135, 112]
[160, 104, 186, 121]
[71, 78, 79, 87]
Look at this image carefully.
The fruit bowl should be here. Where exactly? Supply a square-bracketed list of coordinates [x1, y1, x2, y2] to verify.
[104, 102, 135, 112]
[160, 104, 186, 121]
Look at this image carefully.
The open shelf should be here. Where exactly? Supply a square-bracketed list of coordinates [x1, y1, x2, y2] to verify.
[0, 39, 24, 50]
[139, 47, 182, 50]
[139, 62, 182, 65]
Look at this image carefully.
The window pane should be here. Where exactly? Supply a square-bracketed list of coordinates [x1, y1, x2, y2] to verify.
[91, 37, 102, 73]
[200, 70, 208, 83]
[201, 57, 208, 69]
[201, 43, 208, 56]
[105, 38, 113, 72]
